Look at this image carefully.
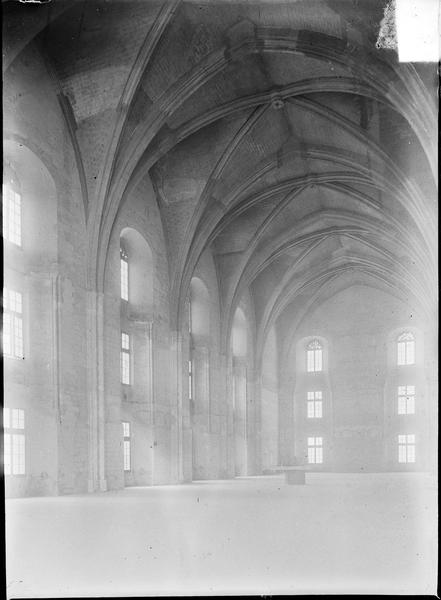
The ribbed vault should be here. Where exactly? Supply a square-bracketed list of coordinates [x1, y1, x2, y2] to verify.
[3, 0, 437, 356]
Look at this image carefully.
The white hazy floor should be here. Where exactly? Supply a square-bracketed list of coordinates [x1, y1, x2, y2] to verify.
[6, 473, 437, 597]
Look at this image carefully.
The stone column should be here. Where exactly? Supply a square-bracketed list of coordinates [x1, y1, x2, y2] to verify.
[251, 369, 262, 475]
[233, 356, 247, 476]
[245, 364, 260, 475]
[192, 345, 210, 478]
[218, 352, 229, 478]
[193, 345, 210, 428]
[278, 375, 295, 465]
[25, 270, 60, 495]
[86, 290, 107, 492]
[128, 318, 155, 485]
[425, 328, 437, 475]
[226, 354, 235, 477]
[176, 329, 193, 483]
[146, 321, 155, 483]
[169, 329, 183, 483]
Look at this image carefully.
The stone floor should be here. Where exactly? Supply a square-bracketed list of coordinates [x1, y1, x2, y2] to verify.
[5, 472, 437, 597]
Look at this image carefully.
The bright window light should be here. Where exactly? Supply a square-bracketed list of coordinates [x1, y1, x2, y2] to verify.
[122, 421, 131, 471]
[397, 332, 415, 365]
[398, 385, 415, 414]
[307, 391, 323, 418]
[188, 359, 193, 401]
[396, 0, 439, 62]
[2, 184, 22, 246]
[120, 247, 129, 301]
[398, 433, 416, 463]
[120, 332, 130, 385]
[307, 436, 323, 464]
[307, 339, 323, 372]
[3, 288, 24, 359]
[3, 407, 25, 475]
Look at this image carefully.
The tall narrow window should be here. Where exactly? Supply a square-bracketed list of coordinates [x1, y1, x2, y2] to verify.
[3, 408, 25, 475]
[307, 391, 323, 418]
[307, 436, 323, 464]
[397, 332, 415, 365]
[398, 385, 415, 415]
[122, 421, 131, 471]
[188, 359, 193, 401]
[3, 288, 23, 359]
[188, 299, 194, 408]
[2, 184, 22, 246]
[307, 339, 323, 372]
[120, 332, 131, 385]
[188, 297, 192, 335]
[120, 246, 129, 301]
[398, 434, 415, 463]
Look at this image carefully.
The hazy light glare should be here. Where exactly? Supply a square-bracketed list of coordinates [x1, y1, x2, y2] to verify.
[396, 0, 439, 62]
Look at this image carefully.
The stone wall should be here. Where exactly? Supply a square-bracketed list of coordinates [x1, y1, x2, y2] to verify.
[103, 173, 173, 489]
[283, 284, 432, 472]
[260, 326, 278, 472]
[3, 20, 435, 499]
[188, 249, 227, 480]
[4, 44, 88, 497]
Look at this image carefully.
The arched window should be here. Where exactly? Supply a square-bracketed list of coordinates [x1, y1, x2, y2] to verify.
[188, 277, 212, 478]
[2, 182, 22, 247]
[120, 245, 129, 301]
[397, 332, 415, 365]
[119, 228, 153, 314]
[306, 339, 323, 372]
[189, 278, 210, 343]
[188, 278, 210, 410]
[231, 307, 247, 358]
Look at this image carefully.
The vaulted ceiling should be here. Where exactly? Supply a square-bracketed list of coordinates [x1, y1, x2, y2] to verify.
[3, 0, 437, 347]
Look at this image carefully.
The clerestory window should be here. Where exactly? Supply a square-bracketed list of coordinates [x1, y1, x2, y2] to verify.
[120, 246, 129, 302]
[397, 332, 415, 366]
[307, 339, 323, 372]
